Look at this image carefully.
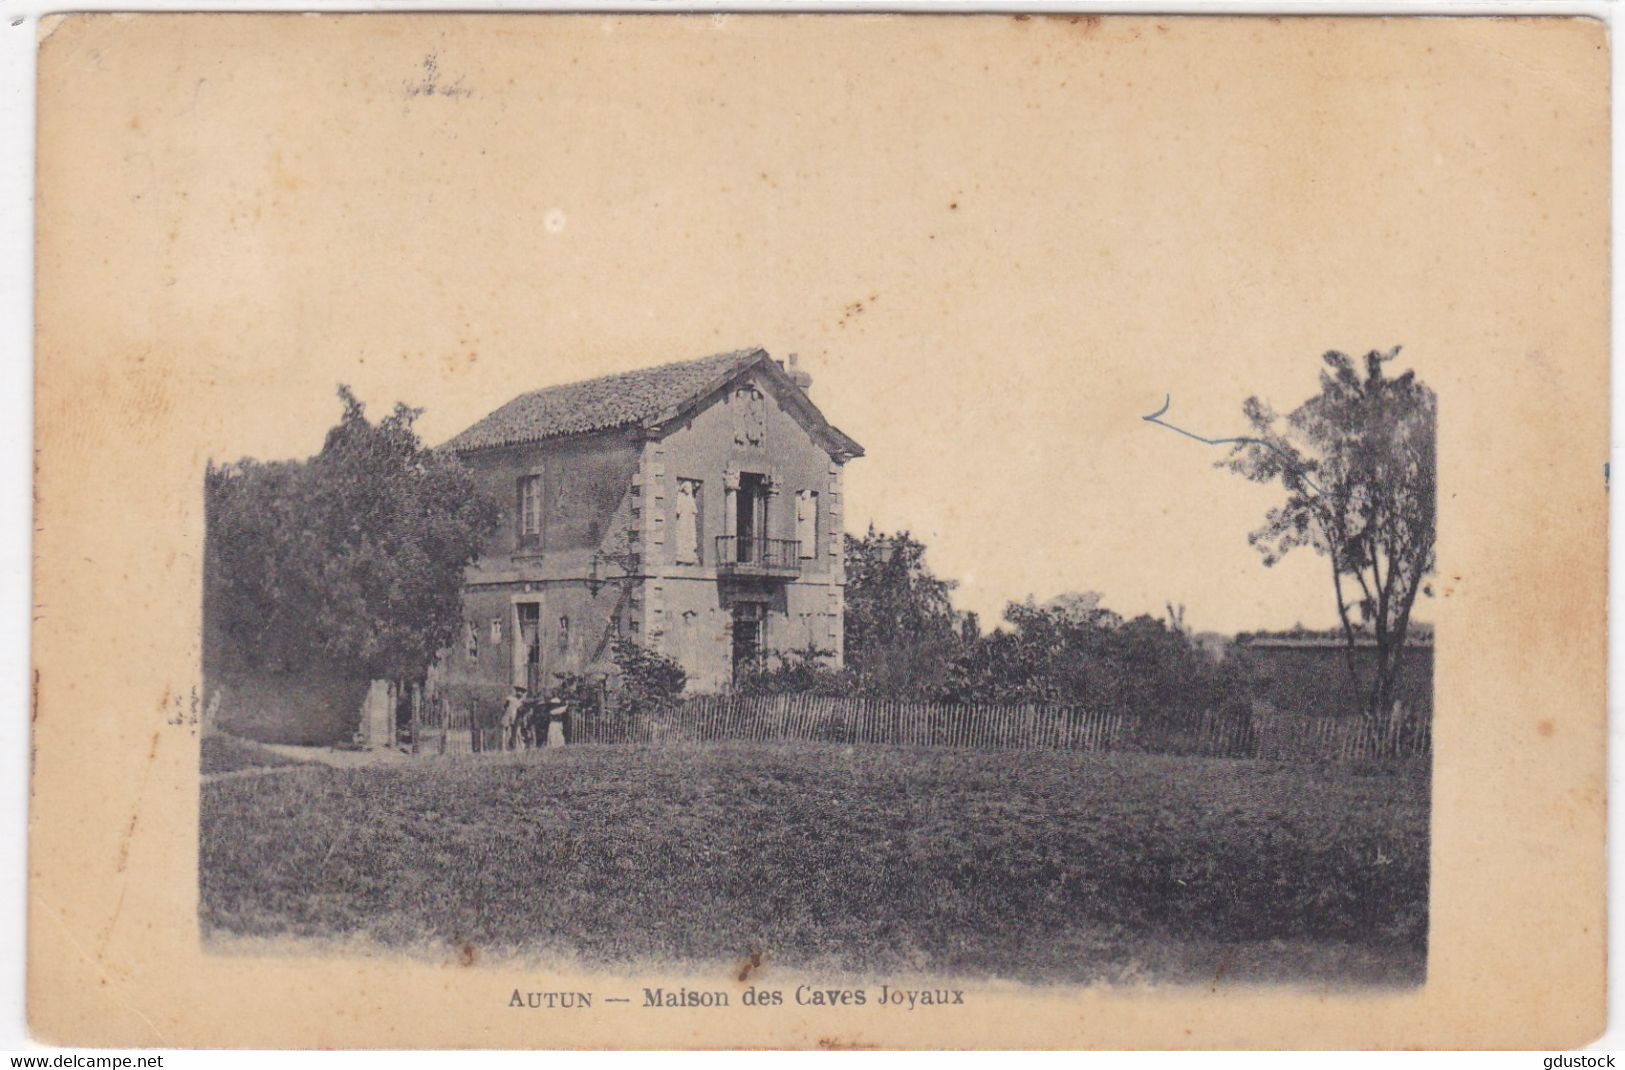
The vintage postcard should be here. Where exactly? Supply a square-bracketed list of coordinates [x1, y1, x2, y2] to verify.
[28, 12, 1607, 1049]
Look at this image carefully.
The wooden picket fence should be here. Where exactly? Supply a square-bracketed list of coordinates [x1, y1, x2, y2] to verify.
[557, 694, 1429, 762]
[410, 689, 1429, 763]
[1250, 701, 1430, 762]
[410, 695, 502, 756]
[572, 694, 1136, 750]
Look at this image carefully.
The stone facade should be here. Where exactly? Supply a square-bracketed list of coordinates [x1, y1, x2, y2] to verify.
[434, 350, 862, 721]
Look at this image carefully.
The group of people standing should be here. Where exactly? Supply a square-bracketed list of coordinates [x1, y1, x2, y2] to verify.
[500, 686, 568, 750]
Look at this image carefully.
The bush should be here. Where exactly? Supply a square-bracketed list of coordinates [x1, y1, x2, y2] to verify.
[940, 600, 1257, 728]
[610, 637, 687, 714]
[735, 643, 857, 696]
[842, 528, 963, 699]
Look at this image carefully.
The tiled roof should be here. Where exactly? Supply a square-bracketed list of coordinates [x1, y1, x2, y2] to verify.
[442, 348, 766, 452]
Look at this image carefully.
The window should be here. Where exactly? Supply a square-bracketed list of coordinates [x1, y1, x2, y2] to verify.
[490, 618, 502, 646]
[558, 615, 570, 651]
[675, 478, 703, 564]
[735, 473, 767, 560]
[518, 474, 543, 544]
[796, 490, 819, 559]
[464, 621, 478, 660]
[517, 602, 541, 691]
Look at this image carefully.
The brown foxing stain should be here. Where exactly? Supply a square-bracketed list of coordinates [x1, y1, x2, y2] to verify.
[273, 151, 303, 195]
[735, 948, 763, 983]
[836, 294, 879, 330]
[158, 685, 171, 711]
[1537, 719, 1555, 738]
[1013, 13, 1102, 34]
[114, 812, 138, 873]
[442, 349, 480, 374]
[147, 731, 159, 761]
[818, 1038, 878, 1051]
[457, 941, 478, 967]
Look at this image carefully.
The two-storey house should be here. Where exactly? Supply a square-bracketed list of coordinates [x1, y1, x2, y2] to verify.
[435, 348, 864, 717]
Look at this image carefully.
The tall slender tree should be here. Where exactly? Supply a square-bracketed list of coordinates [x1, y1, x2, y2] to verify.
[842, 527, 961, 698]
[1221, 348, 1436, 727]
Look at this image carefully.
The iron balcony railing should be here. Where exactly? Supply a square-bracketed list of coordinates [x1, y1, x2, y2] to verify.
[714, 536, 802, 577]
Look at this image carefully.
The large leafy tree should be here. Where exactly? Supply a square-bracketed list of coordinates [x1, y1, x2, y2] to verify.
[842, 527, 962, 698]
[205, 386, 500, 685]
[1221, 348, 1436, 724]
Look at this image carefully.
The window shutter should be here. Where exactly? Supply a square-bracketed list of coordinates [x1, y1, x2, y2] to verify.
[796, 490, 818, 558]
[695, 482, 705, 565]
[535, 472, 546, 539]
[808, 491, 819, 558]
[515, 477, 525, 543]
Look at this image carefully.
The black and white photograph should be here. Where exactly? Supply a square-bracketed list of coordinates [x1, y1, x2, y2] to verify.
[201, 344, 1435, 989]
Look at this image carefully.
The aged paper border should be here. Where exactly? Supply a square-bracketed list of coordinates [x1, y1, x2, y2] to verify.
[26, 11, 1610, 1049]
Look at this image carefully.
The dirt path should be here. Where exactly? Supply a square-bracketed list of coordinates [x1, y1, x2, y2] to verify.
[202, 742, 415, 784]
[256, 742, 413, 769]
[202, 765, 311, 784]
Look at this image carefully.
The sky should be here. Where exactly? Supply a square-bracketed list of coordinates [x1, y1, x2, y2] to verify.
[37, 14, 1599, 635]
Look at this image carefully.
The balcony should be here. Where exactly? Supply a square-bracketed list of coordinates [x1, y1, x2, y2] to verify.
[714, 536, 802, 579]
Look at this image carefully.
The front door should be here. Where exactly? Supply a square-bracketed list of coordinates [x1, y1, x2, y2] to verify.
[731, 602, 764, 683]
[517, 601, 542, 693]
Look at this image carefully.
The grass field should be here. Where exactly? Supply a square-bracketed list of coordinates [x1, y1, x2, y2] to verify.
[199, 742, 1429, 986]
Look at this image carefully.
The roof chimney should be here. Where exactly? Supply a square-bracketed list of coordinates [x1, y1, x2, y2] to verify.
[786, 352, 813, 394]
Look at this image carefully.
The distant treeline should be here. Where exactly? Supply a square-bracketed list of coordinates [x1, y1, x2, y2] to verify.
[739, 530, 1430, 727]
[737, 531, 1246, 726]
